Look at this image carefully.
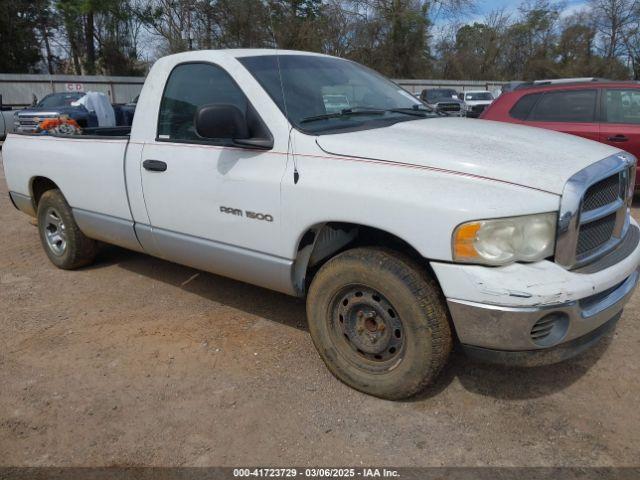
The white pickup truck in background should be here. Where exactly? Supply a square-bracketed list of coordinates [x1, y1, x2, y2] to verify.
[461, 90, 494, 118]
[3, 49, 639, 399]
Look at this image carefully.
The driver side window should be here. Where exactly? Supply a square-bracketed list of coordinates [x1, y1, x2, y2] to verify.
[158, 62, 248, 142]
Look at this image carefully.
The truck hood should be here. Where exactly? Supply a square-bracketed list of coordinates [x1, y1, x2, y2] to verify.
[315, 117, 621, 194]
[18, 106, 86, 116]
[431, 98, 463, 105]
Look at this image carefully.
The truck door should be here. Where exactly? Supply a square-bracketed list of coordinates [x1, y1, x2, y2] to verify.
[138, 61, 292, 293]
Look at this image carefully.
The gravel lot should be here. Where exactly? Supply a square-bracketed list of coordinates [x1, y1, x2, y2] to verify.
[1, 152, 639, 467]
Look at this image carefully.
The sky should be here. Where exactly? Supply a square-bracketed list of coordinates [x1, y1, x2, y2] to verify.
[430, 0, 591, 42]
[468, 0, 589, 20]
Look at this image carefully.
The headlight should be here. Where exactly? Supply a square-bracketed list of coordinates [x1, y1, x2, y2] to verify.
[452, 212, 557, 265]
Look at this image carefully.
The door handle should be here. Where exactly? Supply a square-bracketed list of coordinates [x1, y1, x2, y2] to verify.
[607, 134, 629, 142]
[143, 159, 167, 172]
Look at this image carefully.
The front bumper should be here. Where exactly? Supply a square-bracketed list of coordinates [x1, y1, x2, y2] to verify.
[431, 218, 640, 365]
[461, 312, 621, 366]
[448, 269, 637, 365]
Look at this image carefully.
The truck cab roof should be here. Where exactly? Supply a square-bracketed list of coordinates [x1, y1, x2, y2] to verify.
[159, 48, 333, 62]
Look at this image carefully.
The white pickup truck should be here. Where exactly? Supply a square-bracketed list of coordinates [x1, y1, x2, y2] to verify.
[4, 50, 639, 399]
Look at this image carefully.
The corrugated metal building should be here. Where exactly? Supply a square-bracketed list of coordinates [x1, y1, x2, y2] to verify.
[0, 74, 145, 107]
[394, 79, 505, 95]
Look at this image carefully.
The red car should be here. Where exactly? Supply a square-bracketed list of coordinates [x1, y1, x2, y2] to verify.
[481, 80, 640, 191]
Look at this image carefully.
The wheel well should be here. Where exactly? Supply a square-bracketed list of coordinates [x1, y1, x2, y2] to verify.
[31, 177, 59, 207]
[293, 222, 429, 295]
[348, 225, 423, 260]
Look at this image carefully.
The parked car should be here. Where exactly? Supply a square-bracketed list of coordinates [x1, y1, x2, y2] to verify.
[420, 88, 464, 116]
[3, 50, 639, 400]
[461, 90, 494, 118]
[114, 94, 138, 126]
[14, 92, 99, 133]
[481, 79, 640, 192]
[15, 91, 136, 133]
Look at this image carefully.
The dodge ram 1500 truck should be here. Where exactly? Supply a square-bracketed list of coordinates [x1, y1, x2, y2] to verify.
[3, 50, 639, 399]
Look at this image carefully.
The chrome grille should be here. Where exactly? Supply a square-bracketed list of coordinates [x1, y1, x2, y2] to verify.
[555, 153, 636, 270]
[17, 114, 58, 133]
[436, 102, 461, 112]
[576, 213, 616, 256]
[582, 174, 621, 212]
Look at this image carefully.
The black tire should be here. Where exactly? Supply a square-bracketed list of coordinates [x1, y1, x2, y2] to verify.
[37, 189, 98, 269]
[306, 247, 452, 400]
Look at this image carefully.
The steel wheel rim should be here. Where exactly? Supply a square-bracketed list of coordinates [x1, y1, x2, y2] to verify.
[43, 207, 67, 256]
[329, 285, 405, 373]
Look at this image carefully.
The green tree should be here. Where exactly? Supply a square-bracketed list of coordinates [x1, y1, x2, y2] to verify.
[554, 14, 623, 78]
[382, 0, 431, 77]
[268, 0, 325, 51]
[500, 2, 561, 80]
[0, 0, 43, 73]
[56, 0, 86, 74]
[206, 0, 272, 48]
[348, 0, 432, 78]
[94, 0, 145, 75]
[442, 22, 501, 79]
[56, 0, 144, 75]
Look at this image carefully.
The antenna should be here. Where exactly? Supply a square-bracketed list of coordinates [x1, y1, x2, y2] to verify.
[268, 5, 299, 184]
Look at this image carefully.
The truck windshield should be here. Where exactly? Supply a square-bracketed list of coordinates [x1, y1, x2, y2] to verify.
[465, 92, 493, 101]
[425, 90, 458, 102]
[239, 54, 435, 134]
[37, 93, 85, 108]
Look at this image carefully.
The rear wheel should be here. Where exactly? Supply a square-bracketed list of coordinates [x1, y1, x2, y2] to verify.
[306, 247, 452, 400]
[37, 189, 98, 269]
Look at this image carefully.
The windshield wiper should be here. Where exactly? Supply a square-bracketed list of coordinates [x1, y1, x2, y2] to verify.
[300, 108, 386, 124]
[299, 105, 433, 124]
[384, 107, 430, 117]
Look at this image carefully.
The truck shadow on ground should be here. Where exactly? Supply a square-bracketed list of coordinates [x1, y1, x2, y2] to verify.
[415, 333, 612, 401]
[93, 245, 615, 402]
[92, 245, 308, 332]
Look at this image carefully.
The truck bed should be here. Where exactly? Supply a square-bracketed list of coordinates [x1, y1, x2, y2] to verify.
[3, 133, 133, 221]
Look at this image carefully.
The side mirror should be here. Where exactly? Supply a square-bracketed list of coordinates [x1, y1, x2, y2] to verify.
[194, 103, 273, 149]
[195, 104, 249, 140]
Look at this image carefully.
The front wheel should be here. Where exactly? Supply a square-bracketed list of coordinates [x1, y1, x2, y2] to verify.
[37, 189, 98, 269]
[306, 248, 453, 400]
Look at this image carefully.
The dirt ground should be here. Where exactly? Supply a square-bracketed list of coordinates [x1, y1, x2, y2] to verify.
[1, 152, 639, 468]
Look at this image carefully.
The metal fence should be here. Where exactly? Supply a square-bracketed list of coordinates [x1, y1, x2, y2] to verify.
[0, 74, 145, 107]
[0, 73, 505, 108]
[394, 79, 505, 95]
